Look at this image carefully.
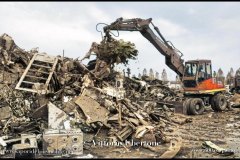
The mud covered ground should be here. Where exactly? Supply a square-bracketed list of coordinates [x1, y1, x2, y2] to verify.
[84, 106, 240, 158]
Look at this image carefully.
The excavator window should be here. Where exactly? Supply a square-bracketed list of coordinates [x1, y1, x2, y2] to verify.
[198, 63, 205, 82]
[198, 62, 212, 82]
[206, 62, 212, 79]
[184, 63, 197, 77]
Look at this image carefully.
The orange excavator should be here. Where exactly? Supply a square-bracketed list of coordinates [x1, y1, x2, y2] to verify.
[103, 17, 228, 115]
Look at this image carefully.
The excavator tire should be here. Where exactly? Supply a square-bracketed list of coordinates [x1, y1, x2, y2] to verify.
[210, 96, 217, 111]
[188, 98, 205, 115]
[214, 94, 227, 111]
[230, 88, 236, 94]
[183, 98, 193, 115]
[237, 88, 240, 94]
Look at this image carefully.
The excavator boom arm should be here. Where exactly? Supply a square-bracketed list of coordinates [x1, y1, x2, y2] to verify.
[103, 17, 185, 78]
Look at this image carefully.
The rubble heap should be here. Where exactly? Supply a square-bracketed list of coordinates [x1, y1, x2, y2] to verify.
[0, 33, 189, 158]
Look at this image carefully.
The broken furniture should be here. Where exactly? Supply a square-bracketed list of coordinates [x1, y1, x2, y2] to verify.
[116, 125, 135, 141]
[15, 53, 58, 94]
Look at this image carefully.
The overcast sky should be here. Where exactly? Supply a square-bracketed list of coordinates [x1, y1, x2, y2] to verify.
[1, 2, 240, 80]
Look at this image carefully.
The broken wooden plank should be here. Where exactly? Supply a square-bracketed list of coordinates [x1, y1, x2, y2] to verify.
[160, 137, 182, 158]
[44, 57, 58, 90]
[15, 53, 38, 90]
[202, 141, 234, 156]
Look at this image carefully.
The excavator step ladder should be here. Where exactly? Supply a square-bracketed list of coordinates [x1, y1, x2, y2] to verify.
[15, 53, 58, 94]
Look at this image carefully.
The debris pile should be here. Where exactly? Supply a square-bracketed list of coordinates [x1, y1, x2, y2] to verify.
[229, 93, 240, 107]
[0, 33, 188, 158]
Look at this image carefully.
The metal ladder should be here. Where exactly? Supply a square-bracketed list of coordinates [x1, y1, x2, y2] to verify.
[15, 53, 58, 94]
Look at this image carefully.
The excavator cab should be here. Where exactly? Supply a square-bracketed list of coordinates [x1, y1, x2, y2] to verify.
[182, 60, 213, 89]
[182, 59, 225, 94]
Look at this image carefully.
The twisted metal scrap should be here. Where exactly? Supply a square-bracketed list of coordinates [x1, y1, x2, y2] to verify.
[0, 84, 30, 117]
